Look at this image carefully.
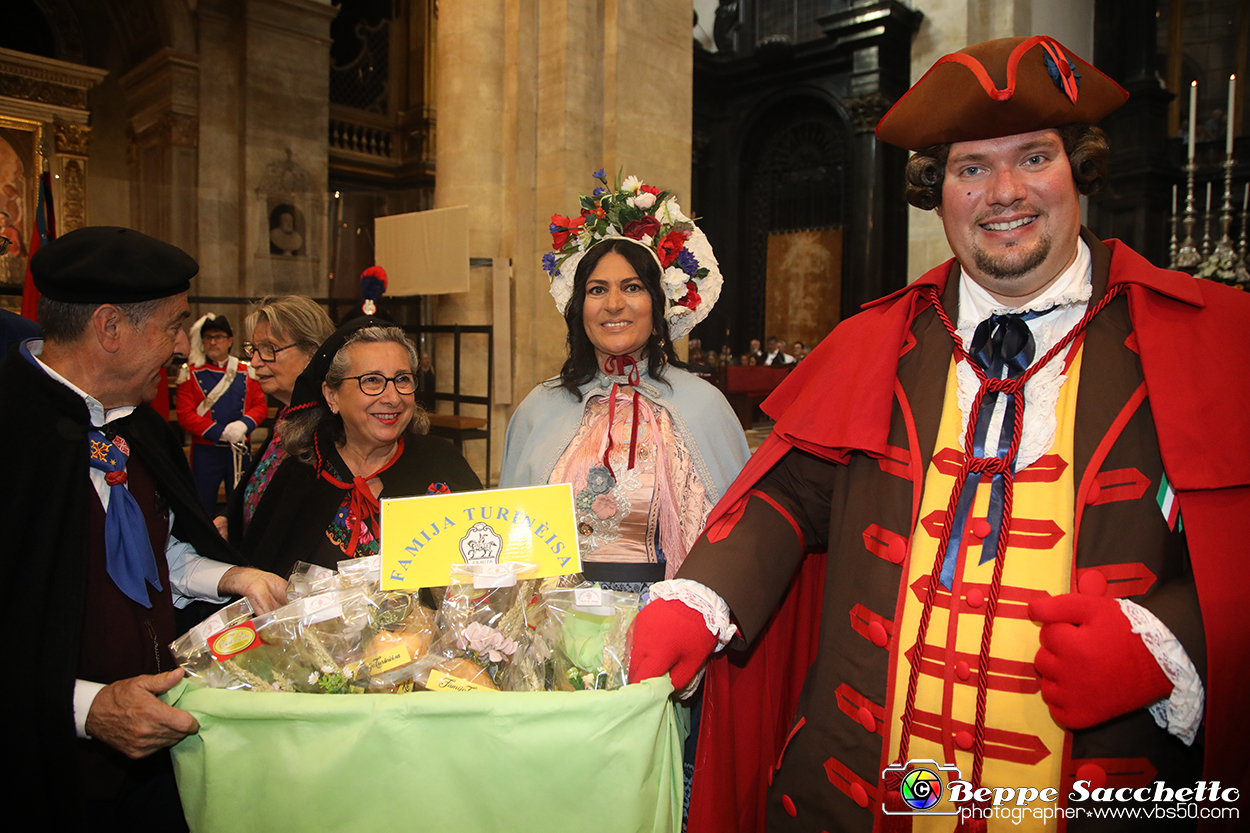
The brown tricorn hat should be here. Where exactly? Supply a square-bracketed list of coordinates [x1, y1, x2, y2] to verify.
[876, 36, 1128, 151]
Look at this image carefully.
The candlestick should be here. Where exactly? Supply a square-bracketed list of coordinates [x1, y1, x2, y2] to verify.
[1189, 80, 1198, 162]
[1228, 75, 1236, 157]
[1176, 161, 1201, 267]
[1243, 184, 1250, 264]
[1240, 202, 1249, 262]
[1215, 159, 1237, 259]
[1202, 182, 1213, 257]
[1169, 183, 1180, 268]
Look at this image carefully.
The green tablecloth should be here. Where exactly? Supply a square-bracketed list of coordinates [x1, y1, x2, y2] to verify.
[167, 677, 681, 833]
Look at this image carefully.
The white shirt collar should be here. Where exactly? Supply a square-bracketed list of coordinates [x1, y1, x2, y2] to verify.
[28, 339, 137, 426]
[957, 238, 1093, 329]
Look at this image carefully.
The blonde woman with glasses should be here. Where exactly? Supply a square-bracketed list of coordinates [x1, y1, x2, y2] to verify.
[220, 295, 335, 542]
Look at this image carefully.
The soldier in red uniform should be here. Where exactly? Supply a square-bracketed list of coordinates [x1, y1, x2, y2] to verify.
[176, 314, 268, 514]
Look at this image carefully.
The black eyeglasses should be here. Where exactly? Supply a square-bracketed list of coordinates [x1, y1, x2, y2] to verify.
[344, 373, 417, 396]
[243, 342, 299, 362]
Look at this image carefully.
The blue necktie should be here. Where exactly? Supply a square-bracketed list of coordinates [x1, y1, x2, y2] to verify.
[88, 430, 163, 607]
[938, 310, 1049, 589]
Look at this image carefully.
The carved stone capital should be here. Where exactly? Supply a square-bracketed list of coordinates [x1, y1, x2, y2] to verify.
[163, 112, 199, 148]
[54, 123, 91, 155]
[844, 92, 895, 133]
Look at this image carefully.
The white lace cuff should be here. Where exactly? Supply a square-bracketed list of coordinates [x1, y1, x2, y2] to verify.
[650, 578, 738, 649]
[1118, 599, 1204, 746]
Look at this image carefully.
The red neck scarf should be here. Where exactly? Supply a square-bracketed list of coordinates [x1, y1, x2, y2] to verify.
[313, 426, 405, 558]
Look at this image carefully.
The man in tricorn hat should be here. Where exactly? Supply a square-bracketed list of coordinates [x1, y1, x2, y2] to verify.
[0, 226, 288, 826]
[630, 36, 1249, 831]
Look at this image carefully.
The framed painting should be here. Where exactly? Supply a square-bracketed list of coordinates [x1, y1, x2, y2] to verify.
[0, 116, 43, 286]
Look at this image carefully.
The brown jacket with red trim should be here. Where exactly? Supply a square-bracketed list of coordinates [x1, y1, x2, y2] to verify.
[681, 232, 1250, 833]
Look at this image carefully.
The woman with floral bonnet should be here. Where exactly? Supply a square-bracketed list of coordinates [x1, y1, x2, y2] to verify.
[501, 170, 748, 602]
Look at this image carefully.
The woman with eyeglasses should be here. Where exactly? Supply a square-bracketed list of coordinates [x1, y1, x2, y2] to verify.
[238, 317, 480, 576]
[221, 295, 336, 542]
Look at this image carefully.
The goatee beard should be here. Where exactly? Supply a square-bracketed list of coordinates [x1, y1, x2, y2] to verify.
[972, 231, 1052, 281]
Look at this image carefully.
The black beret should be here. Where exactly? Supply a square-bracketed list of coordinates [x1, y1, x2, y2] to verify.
[287, 315, 391, 414]
[201, 315, 233, 337]
[30, 226, 198, 304]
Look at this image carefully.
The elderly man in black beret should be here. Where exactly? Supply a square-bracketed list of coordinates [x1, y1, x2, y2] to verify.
[0, 226, 288, 828]
[630, 37, 1250, 832]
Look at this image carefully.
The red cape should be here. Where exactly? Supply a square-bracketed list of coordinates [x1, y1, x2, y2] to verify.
[689, 239, 1250, 832]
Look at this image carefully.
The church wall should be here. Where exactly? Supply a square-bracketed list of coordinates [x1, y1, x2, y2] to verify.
[238, 0, 336, 298]
[195, 1, 246, 297]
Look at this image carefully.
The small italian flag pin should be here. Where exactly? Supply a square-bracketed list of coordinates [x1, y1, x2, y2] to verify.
[1156, 474, 1182, 532]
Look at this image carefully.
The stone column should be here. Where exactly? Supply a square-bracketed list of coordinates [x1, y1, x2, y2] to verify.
[118, 48, 201, 255]
[435, 0, 693, 482]
[433, 0, 509, 481]
[239, 0, 337, 297]
[194, 0, 246, 298]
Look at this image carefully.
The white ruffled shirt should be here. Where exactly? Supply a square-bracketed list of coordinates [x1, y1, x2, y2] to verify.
[656, 242, 1204, 741]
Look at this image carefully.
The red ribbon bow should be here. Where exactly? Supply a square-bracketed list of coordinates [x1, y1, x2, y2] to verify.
[601, 355, 642, 476]
[318, 438, 404, 557]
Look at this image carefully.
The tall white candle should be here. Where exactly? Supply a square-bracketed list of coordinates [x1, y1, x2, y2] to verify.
[1244, 182, 1248, 211]
[1189, 80, 1198, 161]
[1172, 184, 1177, 215]
[1229, 74, 1237, 156]
[1206, 181, 1212, 214]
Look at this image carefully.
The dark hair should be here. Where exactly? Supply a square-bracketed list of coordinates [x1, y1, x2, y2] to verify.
[556, 238, 682, 395]
[37, 296, 164, 343]
[904, 123, 1110, 210]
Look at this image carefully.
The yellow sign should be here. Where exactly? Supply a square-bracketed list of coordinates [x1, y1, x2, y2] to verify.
[379, 484, 581, 589]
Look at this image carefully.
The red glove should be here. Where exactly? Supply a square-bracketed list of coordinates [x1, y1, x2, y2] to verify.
[1030, 592, 1173, 730]
[628, 599, 719, 690]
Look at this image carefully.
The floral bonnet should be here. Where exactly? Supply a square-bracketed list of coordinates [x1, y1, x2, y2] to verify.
[543, 170, 722, 343]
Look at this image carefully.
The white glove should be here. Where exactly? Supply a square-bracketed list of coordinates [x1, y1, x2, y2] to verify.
[220, 420, 249, 444]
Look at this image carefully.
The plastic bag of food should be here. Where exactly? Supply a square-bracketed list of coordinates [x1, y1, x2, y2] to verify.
[286, 561, 339, 600]
[170, 598, 255, 682]
[358, 591, 439, 692]
[252, 589, 376, 693]
[538, 585, 639, 691]
[412, 563, 538, 691]
[337, 554, 381, 591]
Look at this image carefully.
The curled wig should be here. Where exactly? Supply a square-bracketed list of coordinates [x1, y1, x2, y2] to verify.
[904, 123, 1110, 211]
